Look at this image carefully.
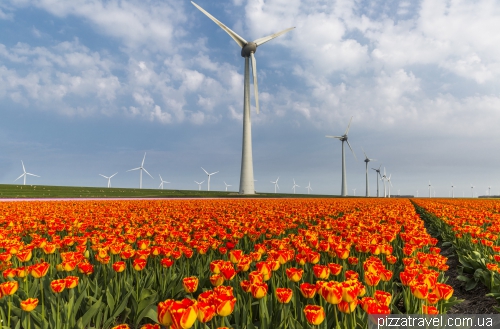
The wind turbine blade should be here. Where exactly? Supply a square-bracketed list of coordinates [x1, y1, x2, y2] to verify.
[201, 167, 209, 175]
[26, 173, 40, 177]
[127, 167, 141, 172]
[276, 177, 279, 183]
[143, 168, 154, 179]
[250, 52, 259, 114]
[21, 160, 26, 173]
[253, 27, 295, 46]
[325, 135, 342, 139]
[211, 171, 219, 175]
[362, 147, 368, 159]
[191, 1, 247, 48]
[14, 174, 24, 182]
[344, 116, 353, 135]
[346, 140, 357, 160]
[159, 174, 163, 181]
[99, 174, 108, 178]
[201, 180, 205, 184]
[142, 153, 146, 166]
[110, 173, 118, 178]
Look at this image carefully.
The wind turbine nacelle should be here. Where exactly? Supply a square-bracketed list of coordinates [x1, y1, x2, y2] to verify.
[241, 42, 257, 57]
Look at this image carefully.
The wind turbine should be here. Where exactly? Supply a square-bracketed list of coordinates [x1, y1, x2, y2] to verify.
[372, 165, 382, 197]
[158, 175, 170, 190]
[195, 180, 204, 191]
[471, 184, 474, 198]
[428, 181, 432, 198]
[451, 183, 455, 198]
[488, 186, 491, 196]
[381, 168, 387, 197]
[352, 188, 356, 196]
[127, 153, 153, 189]
[362, 148, 376, 197]
[306, 181, 312, 195]
[15, 161, 40, 185]
[201, 167, 218, 191]
[271, 177, 280, 194]
[292, 179, 300, 194]
[386, 174, 393, 198]
[326, 117, 357, 196]
[224, 181, 232, 192]
[192, 2, 294, 195]
[99, 172, 118, 188]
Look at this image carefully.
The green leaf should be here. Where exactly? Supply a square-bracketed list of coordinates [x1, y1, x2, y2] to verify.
[76, 297, 103, 328]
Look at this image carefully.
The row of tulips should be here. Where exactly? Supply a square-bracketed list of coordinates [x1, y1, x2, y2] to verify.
[412, 198, 500, 310]
[0, 198, 458, 328]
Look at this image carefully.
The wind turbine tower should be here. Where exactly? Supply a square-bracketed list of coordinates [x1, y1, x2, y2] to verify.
[127, 153, 153, 189]
[306, 181, 312, 195]
[195, 180, 205, 191]
[158, 175, 170, 190]
[451, 184, 454, 198]
[292, 179, 299, 194]
[428, 181, 432, 198]
[372, 165, 382, 197]
[201, 167, 219, 191]
[15, 161, 40, 185]
[192, 2, 294, 195]
[99, 173, 118, 188]
[326, 117, 356, 196]
[271, 177, 280, 194]
[471, 184, 474, 198]
[362, 148, 375, 197]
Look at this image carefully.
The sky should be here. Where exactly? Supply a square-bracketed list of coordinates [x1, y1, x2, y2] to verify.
[1, 0, 500, 197]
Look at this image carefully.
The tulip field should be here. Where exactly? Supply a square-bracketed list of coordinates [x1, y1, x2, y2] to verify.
[0, 197, 473, 329]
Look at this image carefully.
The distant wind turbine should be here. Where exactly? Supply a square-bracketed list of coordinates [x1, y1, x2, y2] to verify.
[192, 2, 295, 195]
[386, 174, 393, 198]
[362, 148, 375, 197]
[292, 179, 300, 194]
[451, 183, 455, 198]
[471, 184, 474, 198]
[224, 181, 232, 192]
[326, 116, 356, 196]
[158, 175, 170, 190]
[428, 181, 432, 198]
[127, 153, 153, 189]
[306, 181, 312, 195]
[372, 165, 382, 197]
[15, 161, 40, 186]
[201, 167, 218, 191]
[271, 177, 280, 194]
[381, 168, 388, 197]
[352, 188, 356, 196]
[195, 180, 204, 191]
[99, 172, 117, 188]
[488, 186, 491, 196]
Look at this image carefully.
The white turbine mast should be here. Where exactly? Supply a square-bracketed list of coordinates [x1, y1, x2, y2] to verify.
[99, 172, 118, 188]
[381, 168, 388, 198]
[195, 180, 205, 191]
[192, 2, 294, 195]
[386, 174, 393, 198]
[428, 181, 432, 198]
[362, 147, 375, 197]
[127, 153, 153, 189]
[306, 181, 312, 195]
[158, 174, 170, 190]
[352, 188, 356, 196]
[201, 167, 219, 191]
[451, 183, 455, 198]
[470, 184, 474, 198]
[292, 179, 300, 194]
[14, 160, 40, 186]
[271, 177, 280, 194]
[326, 116, 357, 196]
[372, 165, 382, 197]
[224, 181, 232, 192]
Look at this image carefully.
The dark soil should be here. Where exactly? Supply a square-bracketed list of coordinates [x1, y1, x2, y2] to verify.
[439, 242, 499, 314]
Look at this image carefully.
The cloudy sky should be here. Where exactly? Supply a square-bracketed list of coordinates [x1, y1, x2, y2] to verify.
[1, 0, 499, 197]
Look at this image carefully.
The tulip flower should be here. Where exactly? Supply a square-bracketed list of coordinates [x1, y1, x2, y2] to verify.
[374, 290, 392, 307]
[299, 283, 317, 299]
[111, 325, 130, 329]
[275, 288, 293, 304]
[183, 276, 199, 294]
[312, 264, 330, 280]
[50, 279, 66, 293]
[168, 298, 198, 329]
[133, 258, 147, 271]
[214, 294, 237, 316]
[157, 299, 174, 326]
[0, 280, 19, 295]
[113, 261, 126, 273]
[140, 324, 160, 329]
[31, 262, 50, 278]
[210, 274, 225, 287]
[197, 302, 216, 323]
[303, 305, 325, 325]
[220, 262, 236, 281]
[321, 281, 343, 304]
[161, 258, 174, 268]
[65, 276, 79, 289]
[16, 249, 33, 262]
[20, 297, 39, 312]
[285, 267, 303, 282]
[251, 282, 268, 299]
[78, 262, 94, 275]
[338, 300, 358, 314]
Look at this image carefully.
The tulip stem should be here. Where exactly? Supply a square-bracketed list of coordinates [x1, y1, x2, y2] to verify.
[8, 296, 12, 328]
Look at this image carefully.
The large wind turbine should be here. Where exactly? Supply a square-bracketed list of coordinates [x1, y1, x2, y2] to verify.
[292, 179, 300, 194]
[271, 177, 280, 194]
[202, 167, 218, 191]
[195, 180, 205, 191]
[306, 181, 312, 195]
[15, 160, 40, 185]
[362, 148, 375, 197]
[127, 153, 153, 189]
[192, 2, 294, 195]
[326, 117, 356, 196]
[158, 175, 170, 190]
[372, 165, 382, 197]
[99, 172, 117, 188]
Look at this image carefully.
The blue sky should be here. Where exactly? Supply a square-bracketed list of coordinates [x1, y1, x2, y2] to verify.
[1, 0, 500, 197]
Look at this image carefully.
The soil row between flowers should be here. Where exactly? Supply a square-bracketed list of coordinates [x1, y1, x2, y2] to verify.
[411, 199, 500, 314]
